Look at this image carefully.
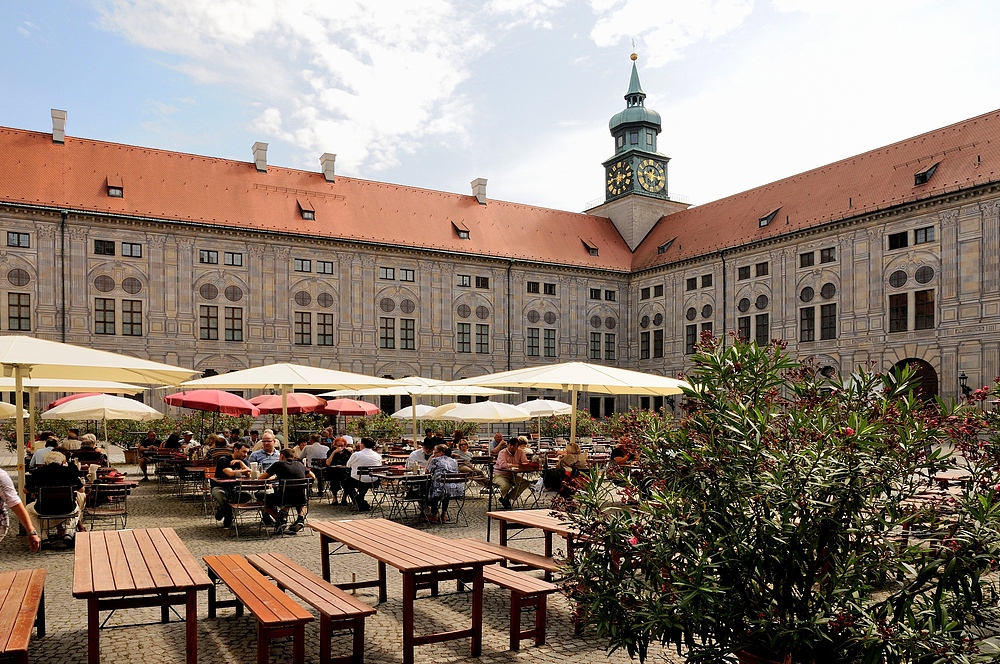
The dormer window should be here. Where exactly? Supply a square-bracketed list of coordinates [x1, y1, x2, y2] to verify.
[758, 207, 780, 228]
[582, 239, 599, 256]
[452, 221, 471, 240]
[106, 175, 123, 198]
[657, 239, 674, 254]
[297, 198, 315, 220]
[914, 162, 939, 186]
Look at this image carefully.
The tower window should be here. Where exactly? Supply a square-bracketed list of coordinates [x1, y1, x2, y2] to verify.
[630, 131, 638, 145]
[646, 130, 654, 146]
[616, 134, 624, 149]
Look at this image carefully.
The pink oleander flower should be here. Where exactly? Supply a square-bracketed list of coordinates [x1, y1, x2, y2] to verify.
[844, 427, 855, 436]
[628, 536, 639, 546]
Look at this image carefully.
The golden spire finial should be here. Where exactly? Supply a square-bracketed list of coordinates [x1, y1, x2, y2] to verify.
[630, 52, 638, 62]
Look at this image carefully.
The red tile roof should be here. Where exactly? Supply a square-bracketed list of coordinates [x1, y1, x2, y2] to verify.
[632, 108, 1000, 271]
[0, 127, 633, 272]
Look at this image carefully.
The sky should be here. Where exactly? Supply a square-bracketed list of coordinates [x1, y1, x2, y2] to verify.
[2, 1, 999, 213]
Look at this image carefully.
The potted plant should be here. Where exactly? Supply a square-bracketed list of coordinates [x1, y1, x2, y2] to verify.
[563, 335, 1000, 663]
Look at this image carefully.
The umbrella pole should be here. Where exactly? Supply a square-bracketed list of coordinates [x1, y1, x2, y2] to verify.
[411, 394, 419, 445]
[28, 387, 37, 449]
[281, 385, 290, 448]
[14, 365, 25, 502]
[569, 387, 578, 448]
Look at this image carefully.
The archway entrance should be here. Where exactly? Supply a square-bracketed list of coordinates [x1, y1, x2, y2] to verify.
[892, 358, 938, 400]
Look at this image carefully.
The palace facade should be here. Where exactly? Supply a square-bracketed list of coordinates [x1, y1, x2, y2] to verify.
[1, 61, 998, 411]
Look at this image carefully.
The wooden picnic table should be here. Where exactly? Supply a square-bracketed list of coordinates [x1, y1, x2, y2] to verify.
[72, 527, 212, 664]
[310, 518, 502, 664]
[487, 508, 579, 559]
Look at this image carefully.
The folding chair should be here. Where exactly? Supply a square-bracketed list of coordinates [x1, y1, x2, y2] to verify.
[270, 478, 312, 537]
[229, 479, 269, 540]
[84, 483, 129, 530]
[34, 485, 81, 542]
[440, 473, 470, 526]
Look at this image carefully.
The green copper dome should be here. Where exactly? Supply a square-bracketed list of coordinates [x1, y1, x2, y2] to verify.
[609, 60, 661, 133]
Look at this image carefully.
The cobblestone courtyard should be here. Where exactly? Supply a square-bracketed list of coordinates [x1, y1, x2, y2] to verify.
[1, 449, 678, 664]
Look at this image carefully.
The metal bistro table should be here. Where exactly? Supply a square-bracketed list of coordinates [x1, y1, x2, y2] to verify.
[310, 518, 502, 664]
[72, 527, 212, 664]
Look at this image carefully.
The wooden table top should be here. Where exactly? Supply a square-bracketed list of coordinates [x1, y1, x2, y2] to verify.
[72, 528, 212, 599]
[486, 508, 577, 538]
[309, 518, 501, 573]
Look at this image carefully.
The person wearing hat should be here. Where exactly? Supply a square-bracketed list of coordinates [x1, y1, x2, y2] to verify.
[181, 431, 200, 457]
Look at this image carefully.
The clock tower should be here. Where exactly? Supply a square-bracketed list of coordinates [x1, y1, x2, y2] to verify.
[587, 54, 689, 250]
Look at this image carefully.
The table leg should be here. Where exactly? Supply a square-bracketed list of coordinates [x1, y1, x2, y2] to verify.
[35, 589, 45, 638]
[402, 572, 415, 664]
[88, 597, 100, 664]
[499, 519, 508, 547]
[471, 566, 484, 657]
[185, 590, 198, 664]
[544, 531, 553, 558]
[161, 593, 170, 623]
[378, 561, 387, 605]
[321, 535, 331, 581]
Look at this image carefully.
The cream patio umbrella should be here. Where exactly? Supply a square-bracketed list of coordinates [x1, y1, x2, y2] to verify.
[449, 361, 689, 446]
[180, 363, 396, 447]
[438, 401, 533, 423]
[0, 335, 194, 500]
[517, 399, 573, 439]
[42, 394, 163, 451]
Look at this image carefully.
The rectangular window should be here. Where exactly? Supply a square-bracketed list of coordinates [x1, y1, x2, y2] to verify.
[820, 303, 837, 340]
[737, 316, 751, 341]
[316, 260, 334, 274]
[527, 281, 540, 294]
[94, 240, 115, 256]
[820, 247, 836, 263]
[914, 289, 935, 330]
[701, 322, 713, 335]
[604, 333, 616, 360]
[737, 266, 750, 280]
[589, 288, 601, 300]
[456, 322, 471, 353]
[121, 242, 142, 258]
[294, 258, 311, 272]
[755, 262, 769, 277]
[476, 324, 489, 354]
[604, 290, 616, 302]
[646, 130, 654, 146]
[590, 332, 602, 360]
[653, 284, 663, 297]
[800, 307, 815, 342]
[543, 283, 556, 296]
[7, 232, 29, 248]
[755, 314, 769, 346]
[317, 313, 335, 346]
[889, 293, 908, 332]
[653, 329, 664, 358]
[640, 331, 650, 359]
[701, 274, 713, 288]
[399, 269, 415, 282]
[224, 252, 242, 266]
[799, 252, 814, 268]
[629, 131, 638, 145]
[400, 318, 415, 350]
[888, 231, 908, 250]
[686, 277, 697, 291]
[294, 312, 311, 345]
[199, 250, 218, 264]
[7, 293, 31, 332]
[224, 307, 243, 342]
[475, 276, 490, 289]
[527, 328, 540, 356]
[685, 324, 697, 354]
[122, 300, 142, 336]
[457, 275, 471, 287]
[640, 287, 650, 300]
[95, 298, 115, 335]
[544, 329, 556, 357]
[914, 226, 935, 244]
[379, 317, 395, 349]
[199, 305, 218, 340]
[379, 267, 394, 280]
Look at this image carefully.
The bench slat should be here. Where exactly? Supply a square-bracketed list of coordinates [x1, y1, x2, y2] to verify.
[247, 553, 376, 619]
[0, 569, 46, 655]
[483, 565, 559, 595]
[455, 538, 561, 574]
[204, 555, 312, 624]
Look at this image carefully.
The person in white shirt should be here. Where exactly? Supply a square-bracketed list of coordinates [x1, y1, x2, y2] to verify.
[339, 430, 354, 447]
[405, 440, 435, 473]
[343, 438, 382, 512]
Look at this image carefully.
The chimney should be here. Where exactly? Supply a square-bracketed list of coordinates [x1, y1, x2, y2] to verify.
[471, 177, 488, 205]
[320, 153, 337, 182]
[252, 142, 268, 172]
[51, 109, 67, 144]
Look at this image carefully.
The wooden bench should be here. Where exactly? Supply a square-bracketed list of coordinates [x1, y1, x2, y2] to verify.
[246, 553, 376, 664]
[482, 564, 558, 651]
[204, 554, 313, 664]
[455, 538, 562, 578]
[0, 569, 46, 664]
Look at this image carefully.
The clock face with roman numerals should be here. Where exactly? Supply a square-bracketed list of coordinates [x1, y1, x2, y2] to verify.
[637, 158, 666, 193]
[606, 160, 633, 196]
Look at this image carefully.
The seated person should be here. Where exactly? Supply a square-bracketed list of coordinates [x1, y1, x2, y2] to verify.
[556, 441, 590, 472]
[258, 448, 314, 534]
[73, 433, 108, 467]
[210, 442, 252, 528]
[494, 437, 531, 509]
[137, 430, 161, 481]
[608, 440, 637, 484]
[161, 432, 183, 451]
[60, 428, 82, 451]
[452, 440, 488, 485]
[405, 440, 435, 473]
[181, 430, 200, 458]
[426, 444, 465, 523]
[489, 432, 507, 456]
[342, 437, 382, 512]
[29, 436, 59, 470]
[248, 432, 280, 471]
[325, 437, 353, 504]
[205, 434, 232, 460]
[25, 450, 86, 544]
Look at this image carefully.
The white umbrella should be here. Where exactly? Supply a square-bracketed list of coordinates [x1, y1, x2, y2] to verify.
[449, 361, 689, 445]
[181, 363, 395, 446]
[42, 393, 164, 445]
[0, 402, 30, 418]
[422, 403, 463, 419]
[390, 404, 437, 419]
[0, 335, 194, 500]
[517, 399, 573, 438]
[438, 401, 533, 423]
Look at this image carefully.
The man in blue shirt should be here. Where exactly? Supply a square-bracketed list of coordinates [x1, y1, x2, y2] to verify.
[248, 432, 280, 471]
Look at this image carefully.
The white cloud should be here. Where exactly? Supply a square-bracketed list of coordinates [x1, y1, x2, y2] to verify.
[485, 0, 569, 29]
